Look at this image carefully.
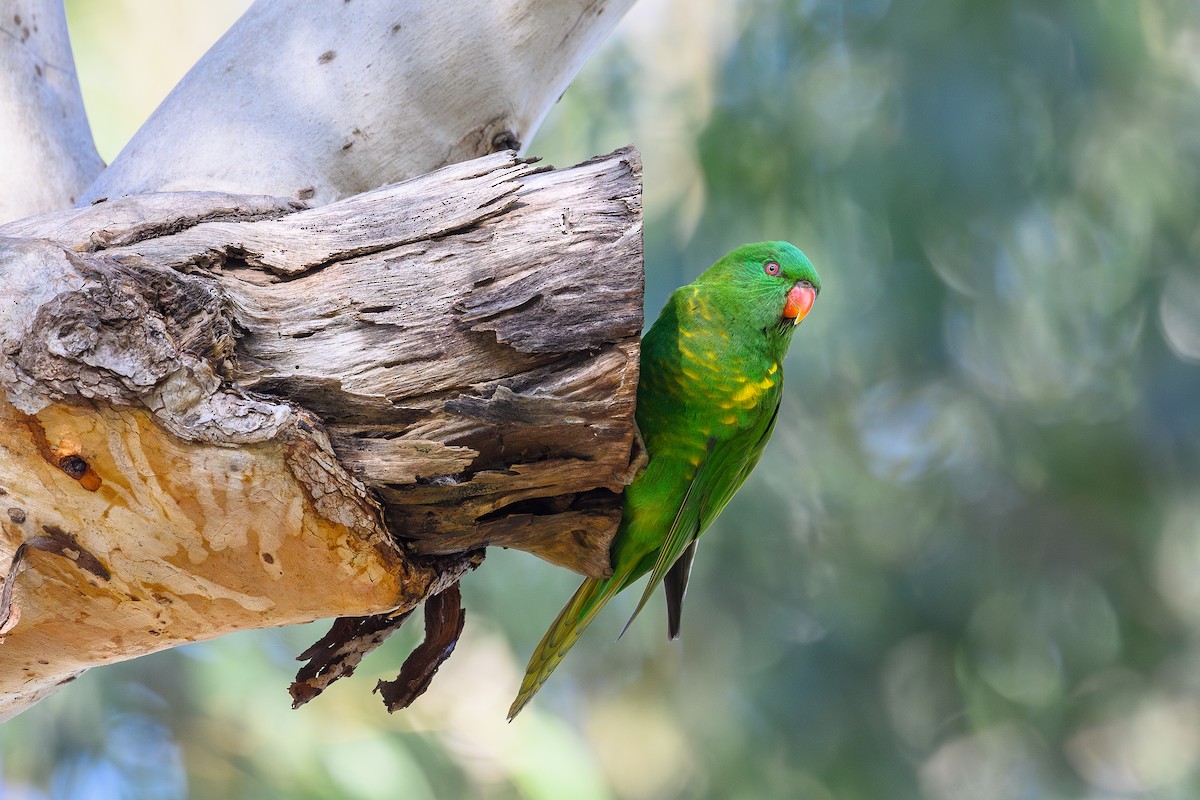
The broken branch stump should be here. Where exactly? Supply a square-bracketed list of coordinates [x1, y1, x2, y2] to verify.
[0, 147, 644, 720]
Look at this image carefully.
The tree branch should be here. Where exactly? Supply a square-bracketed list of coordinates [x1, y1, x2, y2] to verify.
[80, 0, 637, 205]
[0, 147, 643, 721]
[0, 0, 103, 223]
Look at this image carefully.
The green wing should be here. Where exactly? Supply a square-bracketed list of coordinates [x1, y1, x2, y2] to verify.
[618, 437, 714, 638]
[621, 390, 783, 636]
[661, 397, 783, 638]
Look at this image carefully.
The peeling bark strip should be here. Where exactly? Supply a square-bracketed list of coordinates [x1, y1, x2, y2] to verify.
[290, 579, 471, 712]
[0, 525, 114, 643]
[0, 148, 643, 720]
[290, 609, 417, 708]
[0, 545, 29, 640]
[26, 526, 111, 581]
[374, 583, 467, 713]
[289, 553, 481, 710]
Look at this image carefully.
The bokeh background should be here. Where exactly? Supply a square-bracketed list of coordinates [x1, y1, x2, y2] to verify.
[6, 1, 1200, 798]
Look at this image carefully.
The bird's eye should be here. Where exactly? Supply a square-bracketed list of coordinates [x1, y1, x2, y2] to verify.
[764, 261, 780, 276]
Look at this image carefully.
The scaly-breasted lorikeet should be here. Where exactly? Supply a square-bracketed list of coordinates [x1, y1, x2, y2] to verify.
[508, 241, 821, 719]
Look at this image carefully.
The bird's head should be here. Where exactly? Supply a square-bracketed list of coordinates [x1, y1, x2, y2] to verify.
[697, 241, 821, 340]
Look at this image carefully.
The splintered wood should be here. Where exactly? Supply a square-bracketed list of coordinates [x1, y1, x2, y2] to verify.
[0, 148, 643, 719]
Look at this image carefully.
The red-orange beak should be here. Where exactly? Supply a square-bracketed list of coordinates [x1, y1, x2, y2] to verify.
[783, 282, 817, 325]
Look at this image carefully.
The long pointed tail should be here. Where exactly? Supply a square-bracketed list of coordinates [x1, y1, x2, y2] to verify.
[507, 575, 624, 720]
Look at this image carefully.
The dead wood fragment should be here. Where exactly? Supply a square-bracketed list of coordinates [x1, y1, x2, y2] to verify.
[374, 582, 468, 713]
[291, 559, 478, 711]
[290, 610, 416, 708]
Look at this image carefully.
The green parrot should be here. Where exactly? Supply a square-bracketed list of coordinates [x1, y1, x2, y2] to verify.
[508, 241, 821, 720]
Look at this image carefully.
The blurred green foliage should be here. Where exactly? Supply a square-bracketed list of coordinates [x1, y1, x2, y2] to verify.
[6, 1, 1200, 798]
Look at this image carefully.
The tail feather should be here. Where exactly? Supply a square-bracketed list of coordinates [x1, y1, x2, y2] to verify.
[507, 575, 625, 720]
[664, 540, 698, 640]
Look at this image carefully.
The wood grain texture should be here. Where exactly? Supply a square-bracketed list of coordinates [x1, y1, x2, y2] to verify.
[0, 148, 643, 718]
[108, 148, 645, 575]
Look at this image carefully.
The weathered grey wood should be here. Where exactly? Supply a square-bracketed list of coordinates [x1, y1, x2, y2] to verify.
[0, 192, 306, 249]
[0, 148, 643, 720]
[91, 148, 645, 574]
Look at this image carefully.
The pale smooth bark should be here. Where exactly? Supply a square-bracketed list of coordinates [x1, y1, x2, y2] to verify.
[0, 0, 103, 222]
[81, 0, 637, 205]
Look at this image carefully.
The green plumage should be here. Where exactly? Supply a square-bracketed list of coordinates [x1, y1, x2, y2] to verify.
[508, 241, 821, 719]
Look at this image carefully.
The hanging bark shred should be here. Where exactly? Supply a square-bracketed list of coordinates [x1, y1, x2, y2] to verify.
[291, 553, 480, 710]
[374, 582, 468, 712]
[289, 610, 417, 708]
